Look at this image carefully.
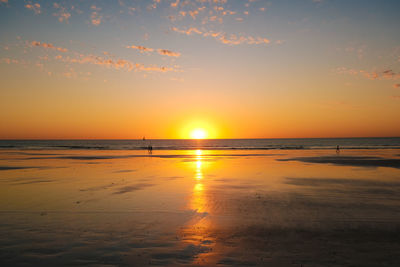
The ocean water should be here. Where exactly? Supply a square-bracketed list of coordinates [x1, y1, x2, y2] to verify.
[1, 137, 400, 150]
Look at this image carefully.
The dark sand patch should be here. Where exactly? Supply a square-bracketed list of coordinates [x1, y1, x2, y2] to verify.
[0, 177, 55, 185]
[278, 155, 400, 169]
[113, 183, 155, 194]
[79, 182, 120, 192]
[150, 244, 211, 264]
[28, 155, 134, 160]
[207, 225, 400, 267]
[10, 179, 54, 185]
[180, 181, 400, 266]
[0, 166, 39, 171]
[214, 184, 259, 190]
[3, 152, 65, 156]
[283, 177, 400, 202]
[284, 177, 400, 188]
[164, 176, 184, 180]
[113, 169, 137, 173]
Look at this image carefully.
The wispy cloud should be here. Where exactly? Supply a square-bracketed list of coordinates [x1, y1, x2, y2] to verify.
[171, 26, 269, 46]
[336, 67, 400, 80]
[393, 83, 400, 88]
[90, 5, 102, 26]
[172, 27, 202, 35]
[8, 39, 181, 78]
[25, 2, 41, 14]
[126, 45, 154, 53]
[362, 69, 400, 80]
[157, 49, 181, 57]
[30, 41, 68, 52]
[54, 54, 176, 73]
[2, 58, 20, 64]
[53, 3, 71, 23]
[126, 44, 181, 57]
[171, 0, 180, 8]
[17, 0, 273, 49]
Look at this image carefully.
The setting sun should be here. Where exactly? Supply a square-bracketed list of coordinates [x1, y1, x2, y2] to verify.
[178, 119, 219, 139]
[190, 129, 207, 139]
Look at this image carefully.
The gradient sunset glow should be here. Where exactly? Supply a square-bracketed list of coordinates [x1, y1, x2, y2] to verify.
[0, 0, 399, 139]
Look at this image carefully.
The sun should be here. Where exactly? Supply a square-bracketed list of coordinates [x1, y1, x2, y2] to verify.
[190, 128, 207, 139]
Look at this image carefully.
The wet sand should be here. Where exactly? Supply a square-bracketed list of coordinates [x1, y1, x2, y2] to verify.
[0, 149, 400, 266]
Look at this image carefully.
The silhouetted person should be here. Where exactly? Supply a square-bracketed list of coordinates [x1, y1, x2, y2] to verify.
[336, 145, 340, 153]
[148, 144, 153, 154]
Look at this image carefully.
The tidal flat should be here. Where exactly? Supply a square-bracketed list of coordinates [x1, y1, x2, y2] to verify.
[1, 149, 400, 266]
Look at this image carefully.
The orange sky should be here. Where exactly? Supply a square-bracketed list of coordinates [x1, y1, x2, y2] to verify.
[0, 0, 399, 139]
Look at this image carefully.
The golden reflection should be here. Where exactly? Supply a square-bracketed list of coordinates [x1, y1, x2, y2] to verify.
[186, 149, 217, 265]
[195, 149, 203, 180]
[192, 149, 206, 212]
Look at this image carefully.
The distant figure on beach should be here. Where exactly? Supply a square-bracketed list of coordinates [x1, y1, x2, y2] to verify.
[336, 145, 340, 153]
[148, 144, 153, 154]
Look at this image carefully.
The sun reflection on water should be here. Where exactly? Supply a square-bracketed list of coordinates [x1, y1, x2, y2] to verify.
[195, 149, 203, 180]
[182, 149, 217, 264]
[192, 149, 205, 212]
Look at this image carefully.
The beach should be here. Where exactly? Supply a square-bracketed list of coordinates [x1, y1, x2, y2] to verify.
[0, 146, 399, 266]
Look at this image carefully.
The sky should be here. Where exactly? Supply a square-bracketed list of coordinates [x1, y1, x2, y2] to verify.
[0, 0, 399, 139]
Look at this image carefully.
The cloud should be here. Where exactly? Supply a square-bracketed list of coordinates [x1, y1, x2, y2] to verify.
[172, 26, 269, 46]
[90, 5, 102, 26]
[9, 38, 179, 77]
[171, 0, 180, 7]
[53, 3, 71, 23]
[25, 2, 41, 14]
[2, 58, 19, 64]
[126, 44, 154, 53]
[336, 67, 400, 80]
[157, 49, 181, 57]
[0, 0, 8, 3]
[172, 27, 203, 35]
[393, 84, 400, 88]
[189, 10, 199, 19]
[54, 53, 176, 73]
[361, 69, 400, 80]
[126, 44, 181, 57]
[30, 41, 68, 52]
[91, 12, 102, 25]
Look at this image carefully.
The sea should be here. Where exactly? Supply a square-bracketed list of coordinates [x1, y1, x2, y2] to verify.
[1, 137, 399, 150]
